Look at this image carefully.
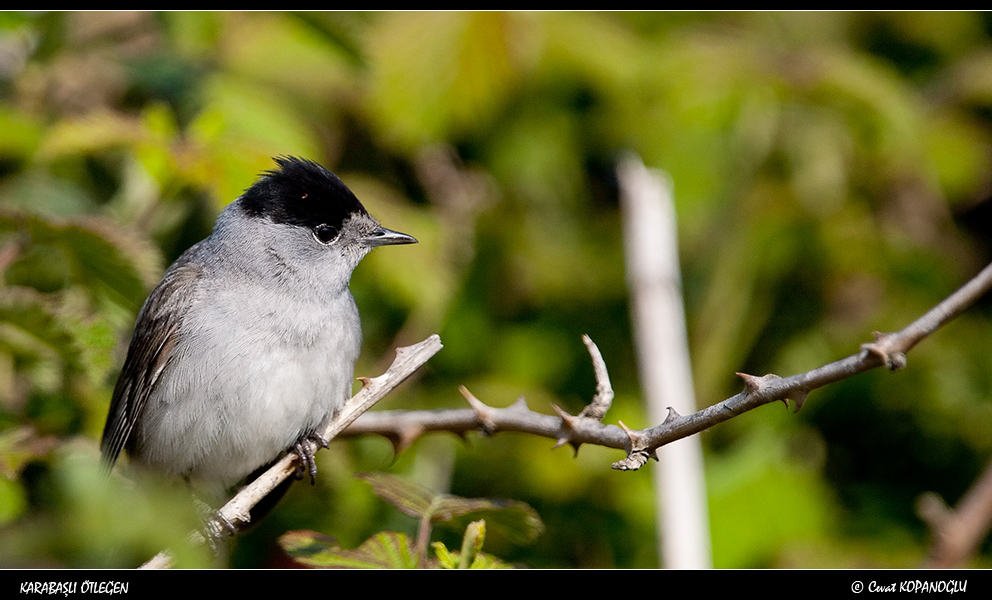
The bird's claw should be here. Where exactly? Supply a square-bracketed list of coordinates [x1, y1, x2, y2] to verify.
[190, 498, 238, 555]
[294, 433, 328, 485]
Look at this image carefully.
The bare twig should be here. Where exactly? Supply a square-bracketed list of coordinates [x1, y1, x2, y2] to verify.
[341, 261, 992, 473]
[616, 260, 992, 468]
[577, 334, 613, 421]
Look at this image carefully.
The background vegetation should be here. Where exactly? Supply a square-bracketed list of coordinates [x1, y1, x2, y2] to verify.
[1, 11, 991, 568]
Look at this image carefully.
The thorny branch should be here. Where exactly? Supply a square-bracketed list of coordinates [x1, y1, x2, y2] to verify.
[346, 336, 627, 457]
[344, 260, 992, 472]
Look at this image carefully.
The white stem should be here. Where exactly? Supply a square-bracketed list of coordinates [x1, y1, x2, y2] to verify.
[619, 153, 712, 569]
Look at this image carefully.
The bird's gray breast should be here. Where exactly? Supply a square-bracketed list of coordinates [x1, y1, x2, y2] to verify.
[131, 256, 362, 486]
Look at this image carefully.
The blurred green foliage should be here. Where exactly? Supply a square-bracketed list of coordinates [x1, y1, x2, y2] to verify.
[1, 11, 991, 568]
[278, 473, 540, 568]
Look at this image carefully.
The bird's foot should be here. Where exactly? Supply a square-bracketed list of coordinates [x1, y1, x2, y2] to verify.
[191, 498, 238, 555]
[294, 432, 329, 485]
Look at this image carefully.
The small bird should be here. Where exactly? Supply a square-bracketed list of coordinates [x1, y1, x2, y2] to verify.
[100, 156, 416, 493]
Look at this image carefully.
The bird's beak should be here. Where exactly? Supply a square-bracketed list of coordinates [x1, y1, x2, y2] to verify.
[363, 226, 418, 247]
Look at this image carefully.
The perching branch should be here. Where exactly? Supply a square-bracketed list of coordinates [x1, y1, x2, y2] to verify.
[343, 261, 992, 472]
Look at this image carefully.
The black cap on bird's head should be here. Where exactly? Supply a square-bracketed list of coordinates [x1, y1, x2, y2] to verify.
[239, 156, 368, 230]
[238, 156, 416, 247]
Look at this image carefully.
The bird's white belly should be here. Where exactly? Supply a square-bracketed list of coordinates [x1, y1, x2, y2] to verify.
[132, 287, 361, 487]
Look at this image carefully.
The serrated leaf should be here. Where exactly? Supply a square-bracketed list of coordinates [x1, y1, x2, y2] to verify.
[280, 530, 420, 569]
[0, 287, 82, 368]
[0, 208, 159, 312]
[359, 472, 544, 545]
[0, 286, 116, 384]
[431, 542, 513, 570]
[431, 496, 523, 522]
[467, 552, 512, 569]
[358, 471, 439, 519]
[431, 541, 457, 569]
[440, 503, 545, 546]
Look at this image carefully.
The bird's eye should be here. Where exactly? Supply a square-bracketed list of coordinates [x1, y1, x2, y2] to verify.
[314, 224, 339, 244]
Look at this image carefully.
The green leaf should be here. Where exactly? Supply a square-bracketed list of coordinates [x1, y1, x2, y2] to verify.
[431, 541, 457, 569]
[0, 288, 82, 369]
[0, 209, 159, 312]
[358, 472, 544, 545]
[280, 530, 420, 569]
[0, 285, 117, 389]
[358, 471, 438, 519]
[436, 500, 545, 546]
[431, 524, 514, 570]
[466, 553, 512, 569]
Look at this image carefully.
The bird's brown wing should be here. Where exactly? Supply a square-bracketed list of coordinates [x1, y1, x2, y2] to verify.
[100, 261, 203, 470]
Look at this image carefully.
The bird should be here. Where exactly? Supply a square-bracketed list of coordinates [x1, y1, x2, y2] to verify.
[100, 156, 416, 496]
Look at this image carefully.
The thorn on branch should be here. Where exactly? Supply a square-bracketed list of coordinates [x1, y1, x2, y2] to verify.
[550, 404, 583, 455]
[860, 331, 908, 371]
[458, 385, 496, 436]
[786, 389, 808, 413]
[551, 403, 578, 429]
[395, 425, 424, 455]
[737, 372, 808, 411]
[736, 372, 783, 402]
[553, 439, 582, 456]
[663, 406, 680, 424]
[736, 372, 781, 395]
